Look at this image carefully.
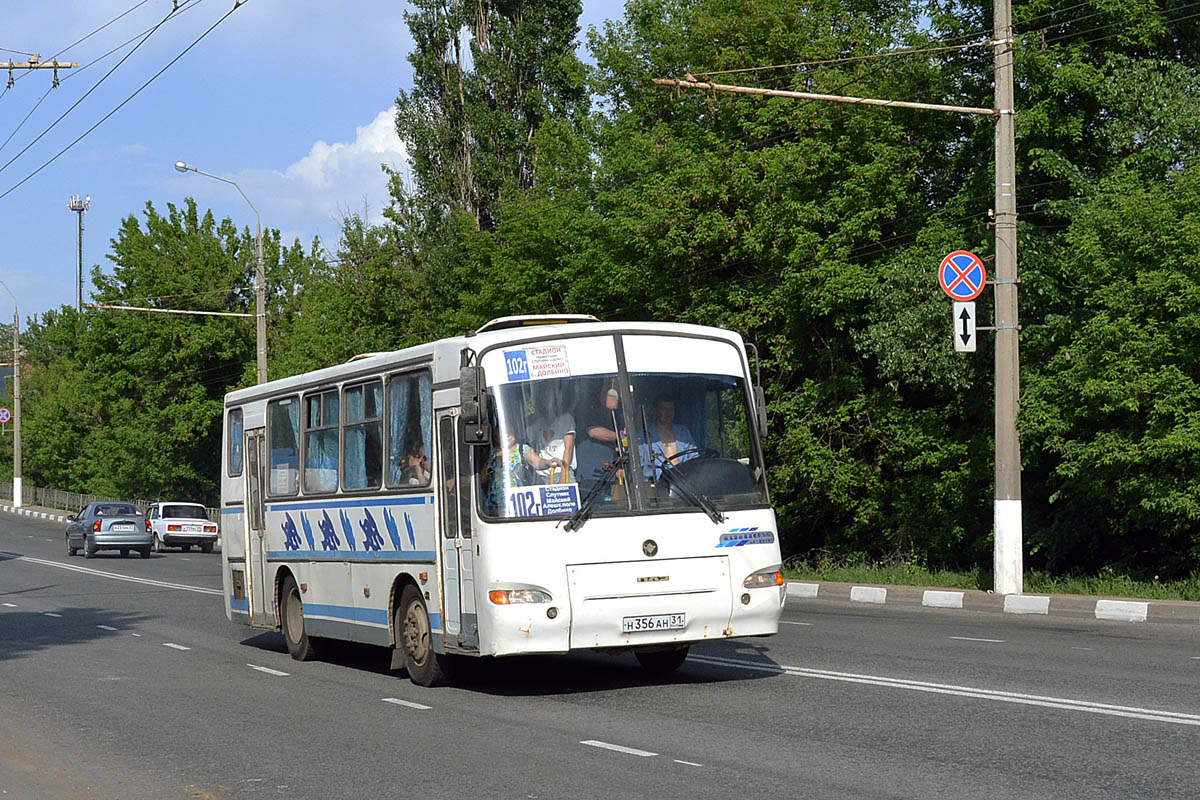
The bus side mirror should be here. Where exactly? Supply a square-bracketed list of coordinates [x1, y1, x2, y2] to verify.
[754, 385, 768, 436]
[459, 365, 491, 446]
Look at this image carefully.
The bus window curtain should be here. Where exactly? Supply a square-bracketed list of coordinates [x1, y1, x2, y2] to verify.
[388, 379, 411, 486]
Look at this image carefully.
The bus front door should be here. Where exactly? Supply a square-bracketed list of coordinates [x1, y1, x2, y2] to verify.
[244, 429, 271, 628]
[437, 413, 477, 650]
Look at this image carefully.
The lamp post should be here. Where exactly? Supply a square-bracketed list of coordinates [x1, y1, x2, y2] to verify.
[174, 161, 267, 384]
[0, 280, 21, 508]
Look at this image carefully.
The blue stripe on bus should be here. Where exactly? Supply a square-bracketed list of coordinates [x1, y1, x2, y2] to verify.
[266, 496, 432, 512]
[221, 508, 244, 516]
[266, 550, 437, 562]
[230, 596, 249, 612]
[303, 603, 442, 631]
[304, 603, 389, 626]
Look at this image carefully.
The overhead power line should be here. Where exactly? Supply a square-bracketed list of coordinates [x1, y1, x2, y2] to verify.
[0, 0, 248, 201]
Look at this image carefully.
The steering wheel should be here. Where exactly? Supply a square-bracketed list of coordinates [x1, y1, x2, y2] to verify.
[653, 447, 720, 470]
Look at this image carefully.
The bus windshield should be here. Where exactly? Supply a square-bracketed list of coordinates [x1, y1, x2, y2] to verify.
[478, 333, 768, 521]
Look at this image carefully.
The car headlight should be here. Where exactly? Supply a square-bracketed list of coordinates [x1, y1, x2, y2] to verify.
[743, 567, 784, 589]
[488, 588, 552, 605]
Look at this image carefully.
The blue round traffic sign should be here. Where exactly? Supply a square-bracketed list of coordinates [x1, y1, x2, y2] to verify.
[0, 408, 10, 424]
[939, 250, 987, 301]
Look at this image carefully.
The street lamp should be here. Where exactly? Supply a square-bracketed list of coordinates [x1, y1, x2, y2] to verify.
[174, 161, 267, 384]
[0, 279, 21, 508]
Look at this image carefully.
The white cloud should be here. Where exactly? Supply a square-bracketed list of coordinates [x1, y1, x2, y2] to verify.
[180, 108, 411, 243]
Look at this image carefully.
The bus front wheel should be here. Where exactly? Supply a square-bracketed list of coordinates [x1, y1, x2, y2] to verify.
[281, 575, 321, 661]
[396, 585, 454, 687]
[635, 646, 689, 674]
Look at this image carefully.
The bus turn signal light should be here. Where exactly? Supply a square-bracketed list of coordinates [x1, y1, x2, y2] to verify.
[489, 589, 552, 605]
[743, 569, 784, 589]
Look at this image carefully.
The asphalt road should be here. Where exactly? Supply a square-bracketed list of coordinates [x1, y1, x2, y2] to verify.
[2, 512, 1198, 799]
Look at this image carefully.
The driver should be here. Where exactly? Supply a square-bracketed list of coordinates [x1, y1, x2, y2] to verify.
[640, 394, 698, 479]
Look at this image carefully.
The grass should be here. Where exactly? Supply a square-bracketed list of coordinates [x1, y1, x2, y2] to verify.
[783, 556, 1200, 602]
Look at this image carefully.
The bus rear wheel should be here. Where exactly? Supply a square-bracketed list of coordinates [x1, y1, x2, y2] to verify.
[635, 646, 689, 674]
[281, 575, 321, 661]
[396, 584, 454, 687]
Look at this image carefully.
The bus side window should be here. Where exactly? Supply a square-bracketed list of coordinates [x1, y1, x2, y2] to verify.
[267, 397, 300, 496]
[344, 381, 383, 490]
[228, 408, 243, 476]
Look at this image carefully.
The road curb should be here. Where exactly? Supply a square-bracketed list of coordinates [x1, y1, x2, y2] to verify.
[786, 580, 1198, 625]
[0, 503, 70, 524]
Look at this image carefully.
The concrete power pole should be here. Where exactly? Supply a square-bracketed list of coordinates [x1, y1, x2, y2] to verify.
[11, 308, 19, 508]
[991, 0, 1023, 595]
[69, 195, 89, 312]
[654, 0, 1024, 594]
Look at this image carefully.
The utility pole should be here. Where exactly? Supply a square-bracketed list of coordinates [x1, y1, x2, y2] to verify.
[11, 307, 19, 508]
[991, 0, 1022, 595]
[69, 195, 89, 312]
[2, 53, 80, 88]
[653, 0, 1023, 594]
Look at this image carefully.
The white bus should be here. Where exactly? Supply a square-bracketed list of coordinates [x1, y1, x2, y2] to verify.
[221, 315, 783, 686]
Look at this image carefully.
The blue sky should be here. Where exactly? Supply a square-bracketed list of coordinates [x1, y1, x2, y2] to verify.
[0, 0, 615, 321]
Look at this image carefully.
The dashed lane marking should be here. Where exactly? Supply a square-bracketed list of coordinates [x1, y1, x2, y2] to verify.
[382, 697, 431, 710]
[43, 612, 62, 618]
[1072, 647, 1094, 651]
[948, 636, 1004, 643]
[580, 740, 657, 757]
[2, 602, 16, 607]
[163, 643, 190, 651]
[780, 621, 813, 626]
[97, 625, 118, 631]
[674, 760, 703, 767]
[248, 664, 289, 677]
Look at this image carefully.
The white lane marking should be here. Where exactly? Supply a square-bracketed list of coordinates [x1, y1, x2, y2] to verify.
[674, 759, 703, 767]
[948, 636, 1004, 643]
[580, 740, 657, 757]
[131, 633, 141, 637]
[43, 612, 62, 618]
[96, 625, 118, 631]
[689, 654, 1200, 727]
[1192, 657, 1200, 660]
[2, 602, 16, 607]
[780, 621, 813, 626]
[382, 697, 431, 710]
[248, 664, 290, 677]
[0, 552, 220, 595]
[1072, 647, 1094, 651]
[163, 643, 190, 651]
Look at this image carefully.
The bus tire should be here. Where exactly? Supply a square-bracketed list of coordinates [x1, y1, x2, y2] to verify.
[634, 645, 689, 674]
[396, 584, 454, 687]
[281, 575, 321, 661]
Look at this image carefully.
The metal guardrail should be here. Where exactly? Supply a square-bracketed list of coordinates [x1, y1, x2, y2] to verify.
[0, 484, 219, 524]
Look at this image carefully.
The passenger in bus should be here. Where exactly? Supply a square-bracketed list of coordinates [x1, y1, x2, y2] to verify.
[401, 443, 430, 486]
[483, 427, 560, 513]
[528, 385, 576, 484]
[641, 394, 698, 479]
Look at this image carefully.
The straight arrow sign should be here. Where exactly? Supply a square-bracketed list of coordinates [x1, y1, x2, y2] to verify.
[953, 301, 976, 352]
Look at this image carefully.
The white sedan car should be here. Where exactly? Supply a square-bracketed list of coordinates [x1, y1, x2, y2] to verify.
[147, 502, 218, 553]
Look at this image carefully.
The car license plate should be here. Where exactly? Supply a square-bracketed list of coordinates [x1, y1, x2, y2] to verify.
[622, 613, 686, 633]
[183, 524, 202, 532]
[111, 523, 135, 531]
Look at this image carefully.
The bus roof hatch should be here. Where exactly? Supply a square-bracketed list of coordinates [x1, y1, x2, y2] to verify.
[473, 314, 599, 334]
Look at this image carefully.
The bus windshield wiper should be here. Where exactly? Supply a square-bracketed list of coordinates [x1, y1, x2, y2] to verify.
[562, 453, 626, 532]
[661, 467, 725, 524]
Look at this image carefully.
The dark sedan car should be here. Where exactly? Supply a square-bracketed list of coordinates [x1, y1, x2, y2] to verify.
[66, 501, 152, 559]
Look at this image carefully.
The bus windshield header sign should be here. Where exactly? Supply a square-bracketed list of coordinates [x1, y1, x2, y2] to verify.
[504, 345, 570, 382]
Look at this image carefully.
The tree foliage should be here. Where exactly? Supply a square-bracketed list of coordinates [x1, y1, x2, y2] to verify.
[16, 0, 1200, 579]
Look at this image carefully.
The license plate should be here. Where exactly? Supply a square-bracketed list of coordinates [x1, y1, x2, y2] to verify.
[622, 613, 686, 633]
[111, 523, 135, 531]
[183, 524, 202, 532]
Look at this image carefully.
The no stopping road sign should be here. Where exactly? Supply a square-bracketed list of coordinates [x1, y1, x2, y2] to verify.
[939, 250, 987, 301]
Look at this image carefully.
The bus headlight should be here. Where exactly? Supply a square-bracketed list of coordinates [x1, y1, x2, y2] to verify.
[488, 589, 552, 605]
[743, 568, 784, 589]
